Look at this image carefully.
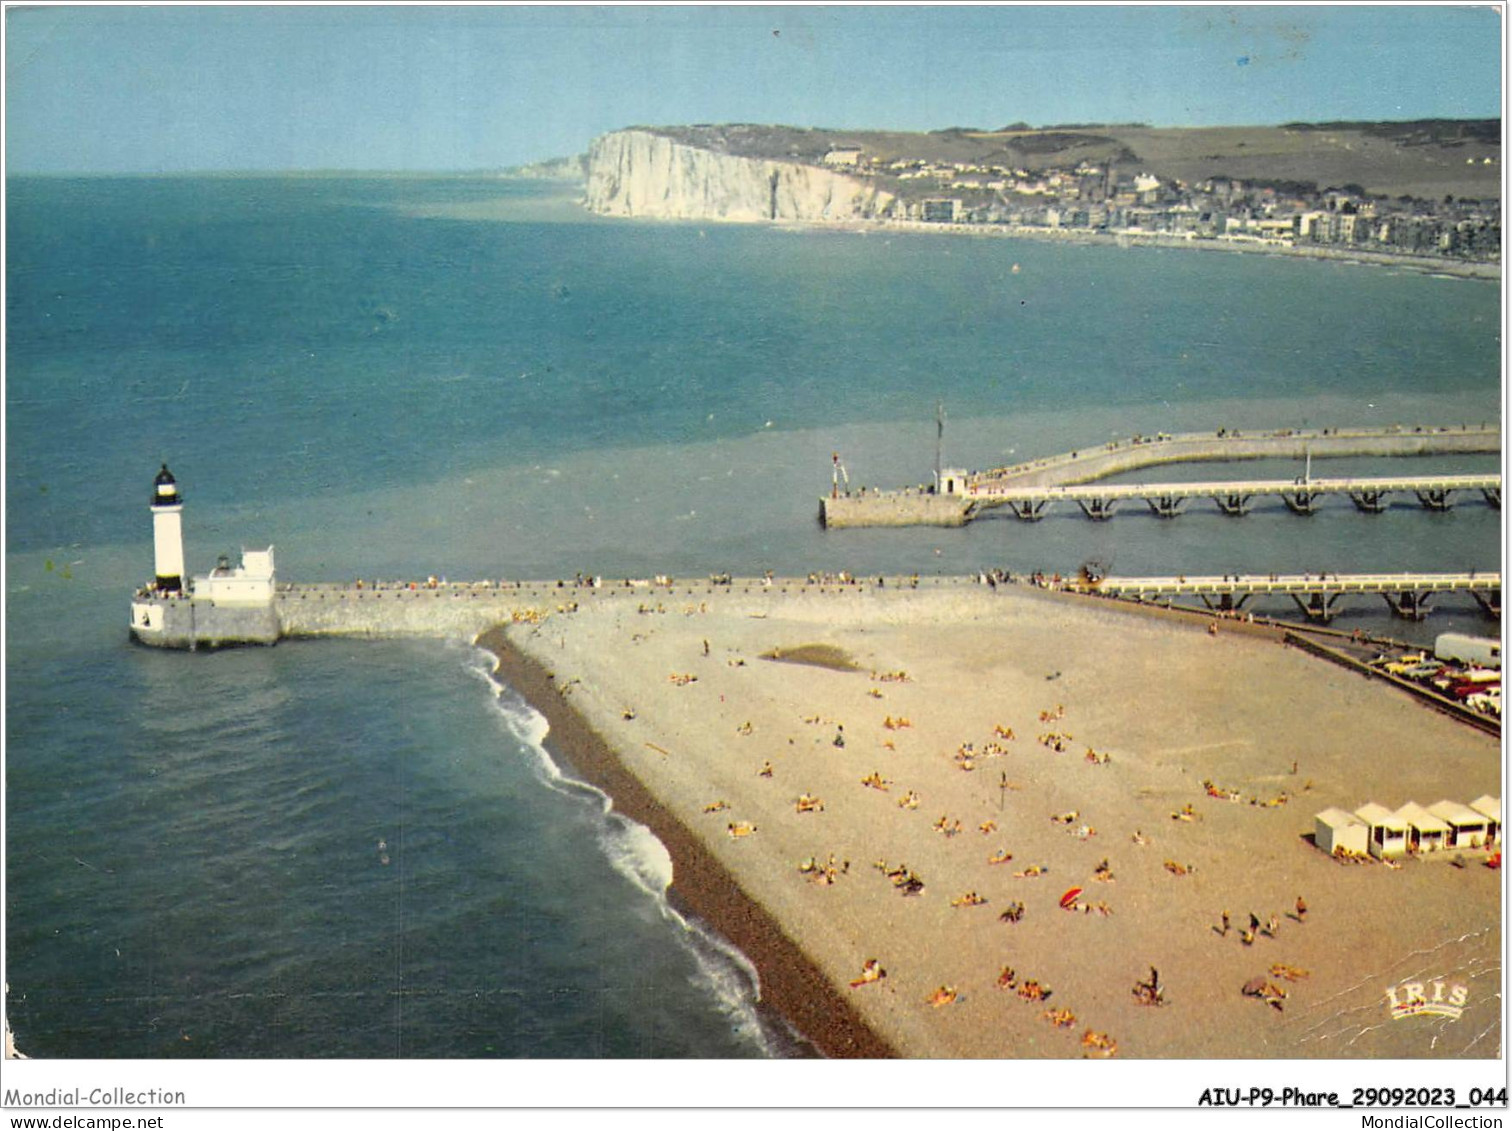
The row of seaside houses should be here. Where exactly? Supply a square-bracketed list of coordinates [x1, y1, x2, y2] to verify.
[1315, 797, 1500, 859]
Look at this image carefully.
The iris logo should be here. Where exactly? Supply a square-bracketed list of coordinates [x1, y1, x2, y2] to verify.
[1384, 979, 1469, 1021]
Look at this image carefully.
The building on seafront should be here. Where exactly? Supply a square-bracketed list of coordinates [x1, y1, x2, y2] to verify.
[129, 464, 280, 649]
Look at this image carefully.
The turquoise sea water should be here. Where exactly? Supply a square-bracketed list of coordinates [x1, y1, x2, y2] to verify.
[4, 176, 1501, 1057]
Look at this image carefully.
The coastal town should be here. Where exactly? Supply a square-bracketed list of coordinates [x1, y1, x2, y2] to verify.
[820, 142, 1501, 260]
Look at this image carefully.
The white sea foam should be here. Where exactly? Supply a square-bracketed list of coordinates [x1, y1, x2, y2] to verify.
[601, 812, 674, 898]
[467, 647, 788, 1055]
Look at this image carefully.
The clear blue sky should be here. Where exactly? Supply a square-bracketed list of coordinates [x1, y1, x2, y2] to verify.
[4, 4, 1503, 173]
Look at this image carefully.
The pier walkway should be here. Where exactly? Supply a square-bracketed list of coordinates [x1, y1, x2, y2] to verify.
[1084, 571, 1501, 623]
[966, 472, 1501, 521]
[821, 423, 1500, 528]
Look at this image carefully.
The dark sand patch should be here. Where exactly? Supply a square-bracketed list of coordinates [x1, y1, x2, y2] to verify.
[760, 643, 860, 672]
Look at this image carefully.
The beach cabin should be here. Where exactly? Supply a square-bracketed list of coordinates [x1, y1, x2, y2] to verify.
[1314, 808, 1369, 857]
[1393, 802, 1450, 854]
[1426, 800, 1490, 850]
[1354, 802, 1410, 859]
[1469, 796, 1501, 845]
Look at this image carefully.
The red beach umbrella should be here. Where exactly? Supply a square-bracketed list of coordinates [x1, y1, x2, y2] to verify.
[1059, 887, 1083, 910]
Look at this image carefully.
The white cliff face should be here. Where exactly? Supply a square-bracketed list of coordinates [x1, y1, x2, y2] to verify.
[586, 130, 895, 223]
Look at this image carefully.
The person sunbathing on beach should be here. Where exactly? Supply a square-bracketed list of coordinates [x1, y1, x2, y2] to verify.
[1093, 859, 1114, 882]
[1050, 810, 1079, 825]
[703, 800, 730, 813]
[925, 987, 958, 1007]
[1013, 864, 1047, 878]
[1131, 972, 1163, 1006]
[988, 848, 1014, 865]
[993, 725, 1016, 740]
[1043, 1007, 1077, 1028]
[950, 891, 987, 907]
[999, 901, 1025, 923]
[1242, 977, 1288, 1011]
[860, 771, 890, 791]
[1017, 980, 1050, 1002]
[997, 966, 1017, 990]
[758, 761, 773, 778]
[1082, 1030, 1117, 1057]
[849, 959, 886, 988]
[979, 820, 997, 835]
[727, 821, 756, 838]
[795, 793, 825, 813]
[897, 791, 920, 810]
[1269, 964, 1309, 982]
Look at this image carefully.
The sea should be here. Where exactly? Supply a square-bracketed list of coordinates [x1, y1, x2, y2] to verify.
[4, 175, 1501, 1059]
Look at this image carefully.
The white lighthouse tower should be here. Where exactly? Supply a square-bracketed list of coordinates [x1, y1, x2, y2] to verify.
[151, 463, 187, 594]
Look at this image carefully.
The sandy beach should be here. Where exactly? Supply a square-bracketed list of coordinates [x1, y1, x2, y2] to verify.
[482, 578, 1500, 1059]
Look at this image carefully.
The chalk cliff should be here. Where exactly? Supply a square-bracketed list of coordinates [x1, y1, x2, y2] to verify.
[585, 129, 897, 223]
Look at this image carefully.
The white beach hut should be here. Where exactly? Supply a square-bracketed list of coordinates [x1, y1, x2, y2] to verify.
[1314, 807, 1368, 857]
[1468, 796, 1501, 845]
[1426, 800, 1490, 850]
[1354, 802, 1410, 859]
[1393, 802, 1450, 854]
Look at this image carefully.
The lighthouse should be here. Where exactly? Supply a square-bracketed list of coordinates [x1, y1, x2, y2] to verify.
[131, 464, 280, 648]
[151, 463, 186, 594]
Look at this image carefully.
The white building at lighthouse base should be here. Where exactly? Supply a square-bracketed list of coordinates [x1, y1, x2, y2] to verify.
[130, 546, 281, 649]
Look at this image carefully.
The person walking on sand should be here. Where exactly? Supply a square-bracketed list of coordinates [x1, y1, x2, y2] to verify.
[833, 725, 846, 748]
[1295, 896, 1307, 922]
[1220, 910, 1231, 936]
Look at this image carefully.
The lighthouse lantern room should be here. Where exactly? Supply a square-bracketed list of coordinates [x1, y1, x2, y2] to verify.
[151, 463, 186, 594]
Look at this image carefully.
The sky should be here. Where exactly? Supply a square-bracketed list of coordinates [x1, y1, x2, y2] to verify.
[3, 3, 1504, 174]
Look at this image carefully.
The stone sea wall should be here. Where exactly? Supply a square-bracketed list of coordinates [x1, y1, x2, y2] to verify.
[275, 585, 565, 641]
[585, 129, 896, 223]
[819, 491, 970, 529]
[131, 596, 280, 649]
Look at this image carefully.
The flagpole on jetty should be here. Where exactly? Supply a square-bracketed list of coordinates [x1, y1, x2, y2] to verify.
[935, 401, 945, 491]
